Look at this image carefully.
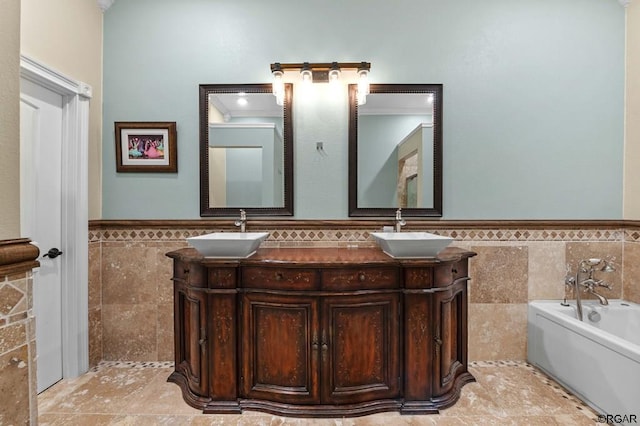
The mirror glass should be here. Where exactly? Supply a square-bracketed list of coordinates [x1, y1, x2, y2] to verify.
[348, 84, 443, 217]
[200, 83, 293, 216]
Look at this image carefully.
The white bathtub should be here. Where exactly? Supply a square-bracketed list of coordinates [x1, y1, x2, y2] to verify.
[528, 300, 640, 423]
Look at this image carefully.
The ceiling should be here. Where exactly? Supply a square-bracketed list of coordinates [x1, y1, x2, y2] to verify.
[359, 93, 434, 116]
[209, 93, 282, 120]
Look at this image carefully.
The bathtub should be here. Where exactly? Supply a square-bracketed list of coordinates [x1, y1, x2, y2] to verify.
[528, 300, 640, 423]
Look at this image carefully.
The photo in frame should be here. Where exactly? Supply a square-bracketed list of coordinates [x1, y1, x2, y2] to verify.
[115, 121, 177, 172]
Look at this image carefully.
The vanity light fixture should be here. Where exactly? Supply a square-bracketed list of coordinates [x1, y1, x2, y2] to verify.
[271, 63, 285, 106]
[328, 62, 341, 84]
[300, 62, 313, 84]
[356, 63, 370, 105]
[270, 61, 371, 103]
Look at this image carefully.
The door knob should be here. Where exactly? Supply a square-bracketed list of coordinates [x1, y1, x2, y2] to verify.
[43, 248, 63, 259]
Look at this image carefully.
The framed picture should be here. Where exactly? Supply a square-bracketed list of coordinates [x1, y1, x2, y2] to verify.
[115, 121, 177, 172]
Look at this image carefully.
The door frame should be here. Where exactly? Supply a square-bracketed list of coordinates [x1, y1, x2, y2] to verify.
[20, 55, 92, 378]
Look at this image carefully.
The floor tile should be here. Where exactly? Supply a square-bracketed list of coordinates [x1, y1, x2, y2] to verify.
[38, 361, 599, 425]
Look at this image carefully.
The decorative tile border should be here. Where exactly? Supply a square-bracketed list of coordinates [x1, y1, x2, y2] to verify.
[625, 229, 640, 242]
[90, 360, 174, 372]
[89, 221, 628, 243]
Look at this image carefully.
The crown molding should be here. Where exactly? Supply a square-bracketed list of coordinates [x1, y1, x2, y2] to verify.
[97, 0, 115, 12]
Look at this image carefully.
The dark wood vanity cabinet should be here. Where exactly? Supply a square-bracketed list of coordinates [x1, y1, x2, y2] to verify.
[240, 291, 400, 408]
[173, 283, 209, 397]
[167, 247, 475, 417]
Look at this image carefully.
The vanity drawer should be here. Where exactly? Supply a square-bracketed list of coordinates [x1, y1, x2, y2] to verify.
[174, 260, 206, 288]
[404, 268, 434, 289]
[321, 267, 399, 290]
[241, 266, 318, 290]
[208, 267, 237, 289]
[433, 261, 469, 288]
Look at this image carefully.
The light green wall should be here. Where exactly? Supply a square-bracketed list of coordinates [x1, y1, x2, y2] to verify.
[103, 0, 624, 219]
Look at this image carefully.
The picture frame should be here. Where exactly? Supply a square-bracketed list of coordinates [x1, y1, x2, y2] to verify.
[115, 121, 177, 172]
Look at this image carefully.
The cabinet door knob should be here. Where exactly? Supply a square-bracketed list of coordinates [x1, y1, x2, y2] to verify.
[312, 341, 319, 351]
[452, 268, 458, 274]
[275, 272, 284, 280]
[434, 337, 443, 346]
[321, 343, 328, 351]
[358, 273, 366, 282]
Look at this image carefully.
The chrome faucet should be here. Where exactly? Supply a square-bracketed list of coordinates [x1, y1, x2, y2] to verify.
[234, 209, 246, 232]
[395, 208, 406, 232]
[581, 278, 612, 306]
[564, 258, 614, 321]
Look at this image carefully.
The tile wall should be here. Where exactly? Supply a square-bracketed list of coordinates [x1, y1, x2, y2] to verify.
[88, 222, 640, 365]
[0, 270, 37, 424]
[623, 237, 640, 303]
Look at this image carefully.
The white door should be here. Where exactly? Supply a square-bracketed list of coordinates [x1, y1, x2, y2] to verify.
[20, 78, 64, 393]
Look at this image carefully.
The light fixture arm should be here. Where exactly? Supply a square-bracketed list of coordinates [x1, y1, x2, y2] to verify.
[270, 62, 370, 73]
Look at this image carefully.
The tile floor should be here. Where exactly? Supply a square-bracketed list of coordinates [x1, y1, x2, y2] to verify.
[37, 361, 600, 425]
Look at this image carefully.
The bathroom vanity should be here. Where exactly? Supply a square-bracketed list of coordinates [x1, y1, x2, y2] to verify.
[167, 246, 476, 417]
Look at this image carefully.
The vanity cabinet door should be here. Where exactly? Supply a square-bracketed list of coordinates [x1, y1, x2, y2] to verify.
[321, 293, 401, 404]
[174, 285, 209, 396]
[240, 292, 320, 404]
[432, 279, 468, 397]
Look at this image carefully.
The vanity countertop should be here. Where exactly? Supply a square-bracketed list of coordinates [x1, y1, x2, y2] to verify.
[167, 246, 474, 266]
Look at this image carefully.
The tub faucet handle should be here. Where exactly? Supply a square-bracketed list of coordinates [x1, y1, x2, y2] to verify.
[601, 260, 616, 273]
[564, 275, 575, 286]
[596, 280, 612, 290]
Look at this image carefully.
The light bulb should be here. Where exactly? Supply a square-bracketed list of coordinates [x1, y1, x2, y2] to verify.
[357, 89, 367, 105]
[301, 70, 312, 83]
[272, 70, 284, 97]
[358, 68, 370, 96]
[275, 92, 284, 106]
[300, 62, 312, 84]
[328, 62, 341, 85]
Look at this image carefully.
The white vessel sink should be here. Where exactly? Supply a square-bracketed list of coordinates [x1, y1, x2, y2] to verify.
[370, 232, 453, 258]
[187, 232, 269, 258]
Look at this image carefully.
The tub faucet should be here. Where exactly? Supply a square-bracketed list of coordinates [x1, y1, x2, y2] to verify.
[581, 278, 611, 306]
[563, 274, 582, 319]
[234, 209, 246, 232]
[395, 208, 406, 232]
[565, 258, 615, 321]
